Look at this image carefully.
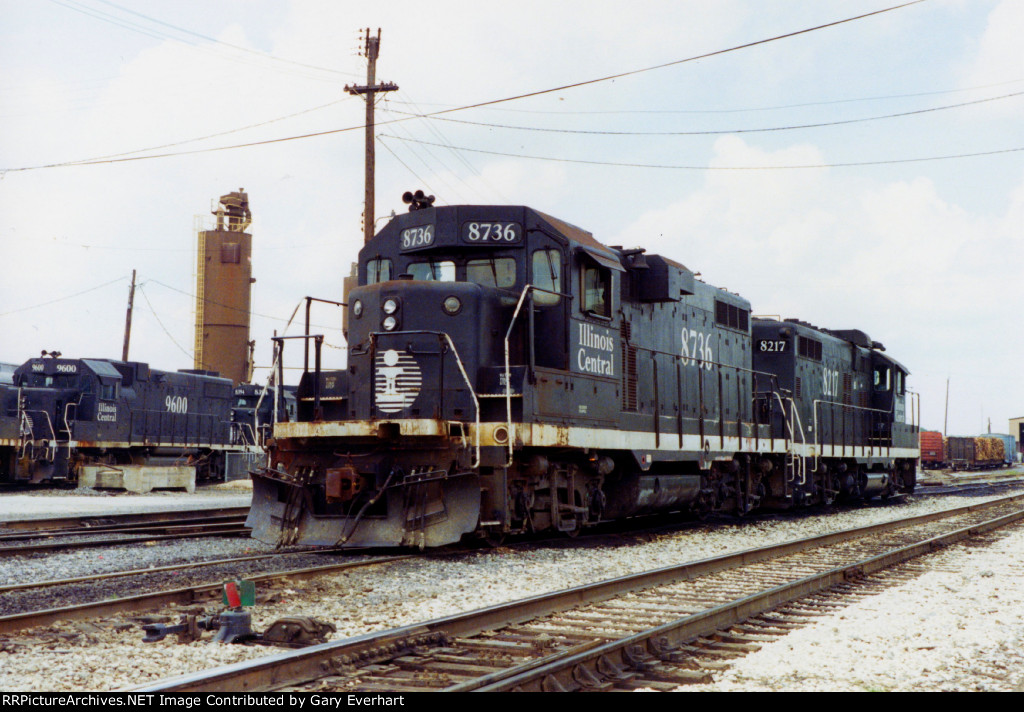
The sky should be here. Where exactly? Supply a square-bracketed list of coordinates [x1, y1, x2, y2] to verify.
[0, 0, 1021, 437]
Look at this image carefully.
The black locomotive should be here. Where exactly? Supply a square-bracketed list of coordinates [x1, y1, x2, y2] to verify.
[230, 383, 297, 448]
[1, 356, 238, 483]
[247, 201, 919, 548]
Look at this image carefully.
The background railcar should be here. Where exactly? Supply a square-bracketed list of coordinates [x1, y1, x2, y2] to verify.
[978, 433, 1015, 467]
[10, 356, 235, 483]
[919, 430, 945, 469]
[248, 201, 920, 549]
[0, 385, 22, 481]
[230, 383, 297, 447]
[945, 435, 1005, 470]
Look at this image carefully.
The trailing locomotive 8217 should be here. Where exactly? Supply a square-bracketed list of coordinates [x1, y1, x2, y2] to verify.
[248, 200, 919, 548]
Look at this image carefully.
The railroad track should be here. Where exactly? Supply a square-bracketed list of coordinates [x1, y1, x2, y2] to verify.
[0, 509, 252, 557]
[0, 506, 250, 534]
[0, 553, 413, 636]
[132, 492, 1024, 692]
[916, 476, 1024, 497]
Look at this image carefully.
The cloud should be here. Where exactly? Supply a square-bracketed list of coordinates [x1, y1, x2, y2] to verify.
[963, 0, 1024, 89]
[613, 135, 1024, 434]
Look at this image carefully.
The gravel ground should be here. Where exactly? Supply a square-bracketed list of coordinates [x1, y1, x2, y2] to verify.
[0, 488, 1022, 691]
[680, 525, 1024, 692]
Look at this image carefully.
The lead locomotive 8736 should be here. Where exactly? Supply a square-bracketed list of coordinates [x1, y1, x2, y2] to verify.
[248, 197, 919, 549]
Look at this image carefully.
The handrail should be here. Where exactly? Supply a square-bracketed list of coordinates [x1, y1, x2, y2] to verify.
[503, 285, 534, 467]
[22, 409, 57, 463]
[441, 334, 480, 469]
[63, 400, 78, 459]
[812, 398, 893, 471]
[502, 284, 564, 467]
[771, 392, 806, 486]
[273, 334, 323, 420]
[231, 421, 258, 448]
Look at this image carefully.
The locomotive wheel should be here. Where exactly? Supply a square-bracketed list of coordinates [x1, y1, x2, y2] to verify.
[482, 532, 508, 548]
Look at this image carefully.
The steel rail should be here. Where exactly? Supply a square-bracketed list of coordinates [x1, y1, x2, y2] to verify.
[132, 491, 1024, 692]
[0, 525, 251, 557]
[0, 555, 412, 636]
[0, 506, 251, 533]
[0, 512, 248, 540]
[0, 548, 339, 593]
[474, 506, 1024, 691]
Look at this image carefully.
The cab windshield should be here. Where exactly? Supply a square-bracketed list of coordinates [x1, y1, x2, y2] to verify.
[405, 257, 518, 289]
[407, 259, 455, 281]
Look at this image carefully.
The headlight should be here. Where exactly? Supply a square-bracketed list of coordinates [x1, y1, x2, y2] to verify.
[443, 296, 462, 315]
[382, 315, 398, 331]
[383, 298, 398, 315]
[352, 299, 363, 318]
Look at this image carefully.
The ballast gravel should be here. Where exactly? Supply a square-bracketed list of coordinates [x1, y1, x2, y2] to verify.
[0, 487, 1023, 692]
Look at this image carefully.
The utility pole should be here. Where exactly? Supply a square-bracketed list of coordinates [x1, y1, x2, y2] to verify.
[943, 377, 949, 437]
[122, 269, 136, 361]
[345, 28, 398, 244]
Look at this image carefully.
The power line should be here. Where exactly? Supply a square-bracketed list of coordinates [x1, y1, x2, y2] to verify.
[376, 136, 444, 203]
[4, 1, 928, 173]
[145, 279, 344, 332]
[379, 135, 1024, 170]
[61, 98, 348, 165]
[385, 76, 1024, 116]
[384, 90, 1024, 137]
[0, 276, 127, 317]
[91, 0, 356, 77]
[136, 283, 193, 361]
[422, 1, 930, 118]
[48, 0, 355, 80]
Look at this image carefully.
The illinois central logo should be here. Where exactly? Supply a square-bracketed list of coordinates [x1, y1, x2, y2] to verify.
[374, 349, 423, 413]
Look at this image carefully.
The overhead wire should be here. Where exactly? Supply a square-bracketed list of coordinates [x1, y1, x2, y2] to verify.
[384, 76, 1024, 116]
[384, 90, 1024, 137]
[418, 1, 931, 118]
[380, 111, 472, 204]
[0, 276, 127, 317]
[384, 96, 478, 203]
[145, 279, 344, 333]
[5, 0, 934, 173]
[136, 282, 193, 361]
[62, 98, 349, 165]
[377, 136, 1024, 170]
[89, 0, 357, 78]
[376, 137, 443, 203]
[47, 0, 353, 82]
[391, 90, 512, 204]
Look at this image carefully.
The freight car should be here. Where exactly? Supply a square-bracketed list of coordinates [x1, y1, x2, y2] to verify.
[6, 355, 237, 483]
[979, 433, 1015, 467]
[247, 200, 920, 549]
[945, 435, 1005, 471]
[919, 430, 944, 469]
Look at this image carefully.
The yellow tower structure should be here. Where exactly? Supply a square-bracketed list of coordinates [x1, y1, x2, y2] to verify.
[194, 189, 253, 385]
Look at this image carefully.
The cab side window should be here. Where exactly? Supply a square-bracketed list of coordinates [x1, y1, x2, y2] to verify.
[531, 249, 561, 306]
[873, 366, 891, 392]
[581, 260, 610, 318]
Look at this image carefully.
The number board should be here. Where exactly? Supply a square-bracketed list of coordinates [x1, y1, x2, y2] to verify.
[461, 221, 522, 245]
[757, 339, 788, 353]
[399, 225, 435, 251]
